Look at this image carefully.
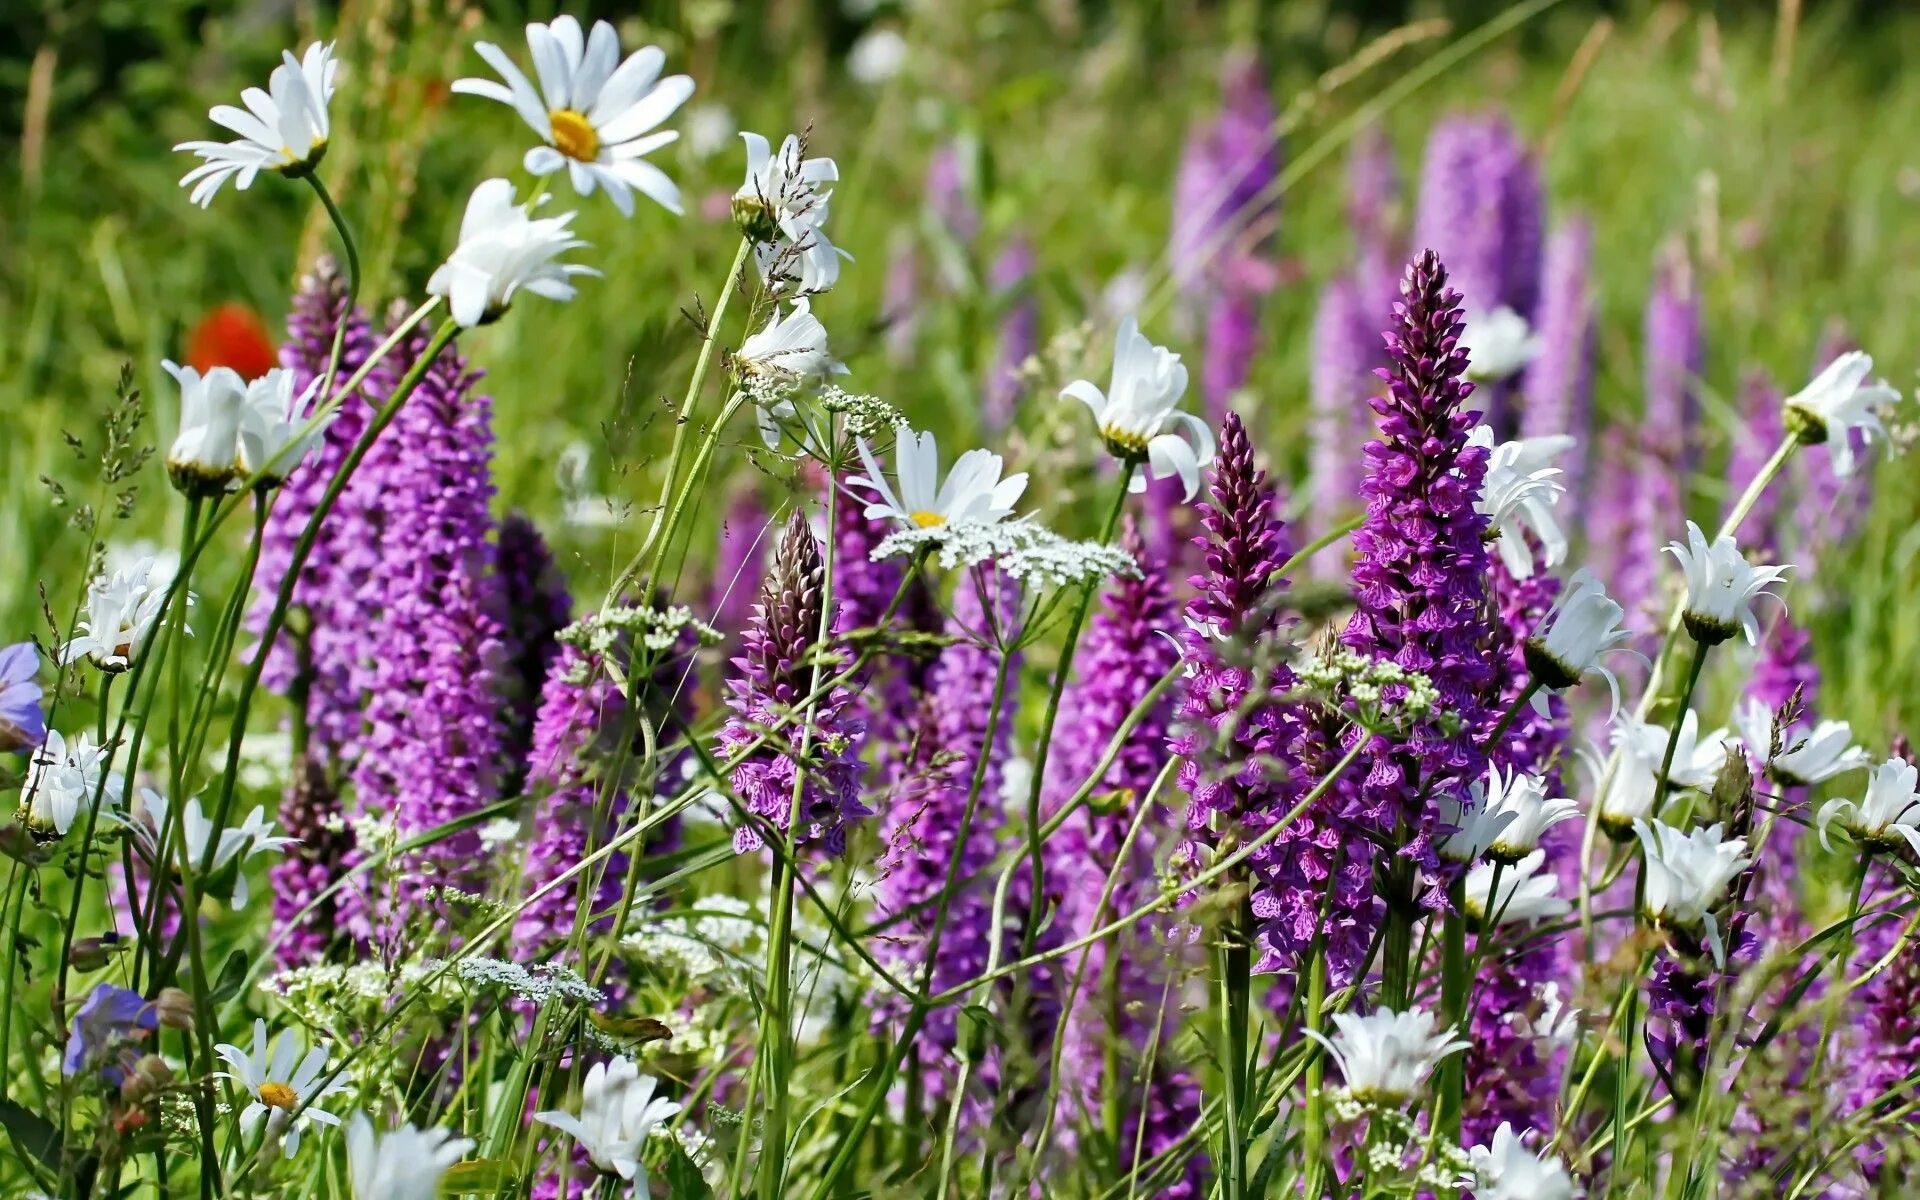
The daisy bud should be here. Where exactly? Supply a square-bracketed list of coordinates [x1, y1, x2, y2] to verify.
[1664, 521, 1788, 646]
[237, 369, 332, 487]
[163, 361, 248, 496]
[153, 987, 195, 1031]
[1302, 1007, 1469, 1106]
[1782, 350, 1900, 475]
[1061, 318, 1216, 500]
[1634, 818, 1752, 966]
[1817, 758, 1920, 857]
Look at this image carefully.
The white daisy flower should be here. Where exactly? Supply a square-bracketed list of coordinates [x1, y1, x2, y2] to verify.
[1634, 819, 1752, 965]
[1504, 981, 1580, 1054]
[1818, 757, 1920, 857]
[345, 1113, 474, 1200]
[214, 1019, 348, 1157]
[1437, 785, 1514, 865]
[1614, 710, 1729, 793]
[1460, 306, 1544, 383]
[736, 298, 847, 392]
[734, 132, 848, 295]
[1783, 350, 1900, 477]
[1062, 317, 1215, 500]
[1302, 1007, 1468, 1106]
[1767, 718, 1871, 787]
[1465, 849, 1571, 927]
[162, 360, 249, 494]
[452, 17, 691, 217]
[427, 179, 597, 329]
[19, 730, 124, 839]
[533, 1056, 682, 1185]
[1593, 747, 1660, 839]
[1470, 425, 1572, 579]
[849, 428, 1027, 531]
[1467, 1122, 1580, 1200]
[176, 43, 338, 207]
[1480, 766, 1580, 862]
[59, 556, 181, 674]
[238, 369, 331, 486]
[1664, 521, 1789, 646]
[128, 789, 297, 909]
[847, 28, 909, 85]
[1524, 569, 1641, 716]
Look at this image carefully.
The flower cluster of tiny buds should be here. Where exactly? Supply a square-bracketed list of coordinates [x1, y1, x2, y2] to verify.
[1296, 646, 1443, 733]
[560, 604, 721, 662]
[871, 519, 1136, 589]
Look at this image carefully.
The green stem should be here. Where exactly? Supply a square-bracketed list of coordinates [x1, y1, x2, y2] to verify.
[1217, 899, 1253, 1200]
[1650, 639, 1711, 822]
[1273, 511, 1364, 581]
[607, 237, 753, 605]
[1019, 473, 1133, 951]
[1435, 879, 1470, 1142]
[1810, 856, 1872, 1079]
[1302, 949, 1329, 1199]
[303, 172, 362, 405]
[1482, 679, 1541, 756]
[0, 865, 28, 1101]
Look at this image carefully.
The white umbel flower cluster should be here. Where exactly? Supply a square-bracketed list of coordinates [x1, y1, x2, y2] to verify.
[871, 519, 1136, 590]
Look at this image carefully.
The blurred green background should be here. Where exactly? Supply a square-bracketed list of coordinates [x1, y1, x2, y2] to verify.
[4, 0, 1918, 735]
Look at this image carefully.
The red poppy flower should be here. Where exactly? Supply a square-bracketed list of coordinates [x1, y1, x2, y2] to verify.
[185, 303, 278, 381]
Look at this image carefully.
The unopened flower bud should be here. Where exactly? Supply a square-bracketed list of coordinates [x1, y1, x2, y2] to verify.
[68, 934, 126, 973]
[119, 1054, 172, 1104]
[154, 987, 195, 1031]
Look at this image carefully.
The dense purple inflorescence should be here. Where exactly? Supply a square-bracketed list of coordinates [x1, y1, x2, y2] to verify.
[719, 511, 868, 857]
[986, 236, 1038, 429]
[343, 314, 509, 947]
[268, 756, 354, 966]
[1341, 250, 1496, 890]
[1520, 219, 1596, 502]
[495, 513, 573, 792]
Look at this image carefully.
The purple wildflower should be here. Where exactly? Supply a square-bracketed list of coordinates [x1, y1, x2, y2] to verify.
[1342, 250, 1496, 892]
[269, 755, 354, 967]
[1645, 244, 1704, 477]
[496, 513, 574, 792]
[872, 567, 1020, 1113]
[1347, 124, 1400, 249]
[719, 511, 868, 857]
[925, 142, 978, 250]
[345, 313, 509, 946]
[1202, 259, 1273, 425]
[63, 984, 156, 1087]
[1307, 274, 1378, 575]
[883, 234, 920, 363]
[986, 236, 1038, 430]
[1411, 113, 1543, 320]
[711, 489, 769, 636]
[0, 641, 46, 751]
[252, 256, 378, 760]
[1170, 51, 1280, 306]
[1519, 219, 1596, 502]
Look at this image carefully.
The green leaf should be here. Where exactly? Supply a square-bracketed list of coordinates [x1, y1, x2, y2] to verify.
[0, 1097, 62, 1169]
[208, 948, 249, 1005]
[659, 1141, 714, 1200]
[440, 1159, 517, 1195]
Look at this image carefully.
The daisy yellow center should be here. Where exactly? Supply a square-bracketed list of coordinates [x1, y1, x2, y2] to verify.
[909, 511, 946, 529]
[1101, 426, 1152, 457]
[549, 110, 600, 162]
[258, 1081, 299, 1110]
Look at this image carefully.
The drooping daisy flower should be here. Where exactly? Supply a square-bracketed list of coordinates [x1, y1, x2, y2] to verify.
[1437, 787, 1514, 865]
[128, 789, 297, 908]
[734, 132, 849, 294]
[1767, 717, 1870, 787]
[1467, 1122, 1580, 1200]
[849, 428, 1027, 531]
[176, 43, 338, 207]
[1303, 1007, 1469, 1105]
[1614, 710, 1730, 793]
[427, 179, 597, 328]
[1465, 850, 1571, 927]
[1593, 748, 1659, 839]
[1460, 306, 1544, 383]
[58, 557, 179, 673]
[452, 17, 691, 217]
[0, 642, 47, 752]
[1480, 766, 1579, 862]
[1634, 818, 1752, 965]
[18, 731, 123, 839]
[1061, 317, 1216, 499]
[1818, 758, 1920, 857]
[1470, 425, 1571, 579]
[344, 1114, 474, 1200]
[533, 1056, 682, 1185]
[1664, 521, 1789, 646]
[238, 369, 332, 486]
[213, 1019, 348, 1156]
[1783, 350, 1900, 476]
[734, 298, 846, 390]
[162, 360, 248, 495]
[1524, 568, 1638, 715]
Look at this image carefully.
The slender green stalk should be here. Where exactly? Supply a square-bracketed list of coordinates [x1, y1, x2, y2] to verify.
[1809, 855, 1873, 1079]
[607, 237, 753, 605]
[1019, 474, 1133, 951]
[302, 172, 362, 405]
[1217, 899, 1254, 1200]
[1301, 950, 1329, 1199]
[1649, 638, 1711, 821]
[1435, 878, 1470, 1142]
[0, 864, 29, 1101]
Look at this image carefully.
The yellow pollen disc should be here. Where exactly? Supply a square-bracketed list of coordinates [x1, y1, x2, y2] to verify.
[549, 110, 600, 162]
[909, 511, 946, 529]
[258, 1081, 299, 1110]
[1102, 426, 1152, 457]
